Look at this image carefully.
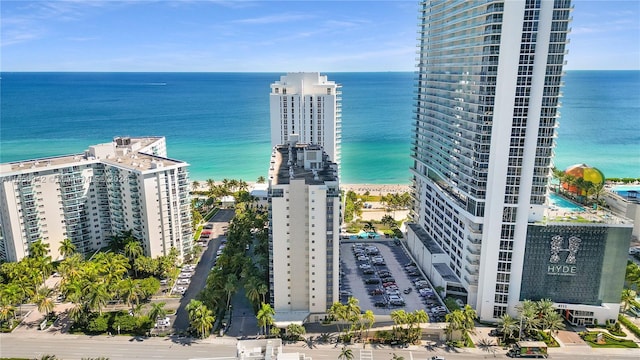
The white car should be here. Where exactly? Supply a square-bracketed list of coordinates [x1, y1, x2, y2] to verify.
[155, 316, 170, 327]
[179, 272, 193, 278]
[359, 264, 372, 269]
[177, 278, 190, 285]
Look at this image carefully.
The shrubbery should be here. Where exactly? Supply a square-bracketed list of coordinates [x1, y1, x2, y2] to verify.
[618, 315, 640, 338]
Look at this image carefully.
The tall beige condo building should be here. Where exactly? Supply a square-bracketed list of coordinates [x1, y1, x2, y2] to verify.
[0, 137, 192, 262]
[270, 72, 342, 165]
[268, 137, 340, 325]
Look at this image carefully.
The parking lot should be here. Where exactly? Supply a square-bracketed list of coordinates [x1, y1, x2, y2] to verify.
[339, 240, 448, 322]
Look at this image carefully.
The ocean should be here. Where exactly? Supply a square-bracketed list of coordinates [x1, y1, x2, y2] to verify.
[1, 71, 638, 184]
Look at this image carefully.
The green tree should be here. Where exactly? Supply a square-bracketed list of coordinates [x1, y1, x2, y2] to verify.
[444, 309, 465, 341]
[621, 289, 637, 312]
[286, 323, 306, 341]
[86, 283, 110, 315]
[59, 238, 76, 258]
[192, 180, 200, 192]
[186, 299, 215, 339]
[148, 302, 167, 322]
[118, 278, 142, 312]
[516, 300, 541, 338]
[29, 239, 50, 259]
[257, 176, 266, 184]
[34, 286, 55, 316]
[256, 302, 275, 337]
[497, 314, 519, 342]
[244, 276, 263, 307]
[124, 241, 143, 263]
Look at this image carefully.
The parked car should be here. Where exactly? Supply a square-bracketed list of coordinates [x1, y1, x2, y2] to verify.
[369, 288, 384, 295]
[374, 300, 388, 307]
[359, 264, 372, 270]
[377, 271, 392, 277]
[403, 288, 413, 294]
[177, 278, 190, 285]
[364, 277, 380, 284]
[204, 224, 214, 229]
[362, 268, 375, 275]
[155, 316, 170, 327]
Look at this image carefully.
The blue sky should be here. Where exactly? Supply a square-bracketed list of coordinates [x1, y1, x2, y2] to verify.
[1, 0, 638, 72]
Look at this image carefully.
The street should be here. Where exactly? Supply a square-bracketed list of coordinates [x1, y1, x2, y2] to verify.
[1, 332, 639, 360]
[173, 209, 235, 331]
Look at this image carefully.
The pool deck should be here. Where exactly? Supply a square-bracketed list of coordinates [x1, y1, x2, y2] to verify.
[544, 203, 630, 225]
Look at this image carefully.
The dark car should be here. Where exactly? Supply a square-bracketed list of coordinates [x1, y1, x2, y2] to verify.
[403, 288, 413, 294]
[362, 268, 375, 275]
[364, 278, 381, 284]
[381, 277, 395, 283]
[489, 329, 504, 337]
[374, 300, 388, 307]
[377, 271, 392, 277]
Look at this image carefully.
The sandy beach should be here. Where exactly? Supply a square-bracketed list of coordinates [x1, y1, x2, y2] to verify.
[192, 180, 411, 196]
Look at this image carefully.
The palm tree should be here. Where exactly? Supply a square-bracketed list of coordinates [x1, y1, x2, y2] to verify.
[516, 299, 541, 338]
[362, 310, 375, 340]
[244, 276, 262, 307]
[542, 310, 565, 336]
[29, 239, 50, 259]
[461, 304, 477, 336]
[148, 302, 167, 322]
[34, 286, 55, 316]
[257, 176, 266, 184]
[497, 314, 519, 342]
[444, 310, 465, 341]
[338, 346, 354, 360]
[186, 299, 215, 338]
[86, 283, 110, 314]
[256, 302, 275, 336]
[0, 303, 15, 327]
[257, 284, 268, 304]
[224, 274, 237, 312]
[192, 180, 200, 192]
[118, 278, 142, 312]
[621, 289, 637, 312]
[124, 241, 143, 263]
[59, 238, 76, 258]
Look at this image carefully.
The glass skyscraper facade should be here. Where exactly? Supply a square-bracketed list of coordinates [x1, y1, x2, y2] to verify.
[409, 0, 573, 321]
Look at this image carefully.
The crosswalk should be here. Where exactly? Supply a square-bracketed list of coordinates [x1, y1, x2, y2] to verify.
[360, 349, 373, 360]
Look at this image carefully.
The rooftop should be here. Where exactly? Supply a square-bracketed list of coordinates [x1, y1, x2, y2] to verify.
[543, 192, 631, 226]
[269, 141, 338, 186]
[1, 137, 186, 175]
[407, 223, 445, 254]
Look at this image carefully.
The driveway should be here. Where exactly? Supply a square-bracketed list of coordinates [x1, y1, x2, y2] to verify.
[173, 209, 235, 331]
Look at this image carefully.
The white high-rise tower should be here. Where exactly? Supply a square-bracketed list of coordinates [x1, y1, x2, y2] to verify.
[270, 73, 341, 165]
[408, 0, 574, 321]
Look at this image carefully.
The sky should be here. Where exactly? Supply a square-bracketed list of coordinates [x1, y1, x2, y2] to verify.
[1, 0, 639, 72]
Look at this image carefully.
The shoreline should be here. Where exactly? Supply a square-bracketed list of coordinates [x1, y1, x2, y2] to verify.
[191, 180, 411, 195]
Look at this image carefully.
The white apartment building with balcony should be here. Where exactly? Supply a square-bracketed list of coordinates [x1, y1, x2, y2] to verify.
[0, 137, 192, 262]
[270, 72, 342, 165]
[408, 0, 582, 321]
[267, 137, 340, 325]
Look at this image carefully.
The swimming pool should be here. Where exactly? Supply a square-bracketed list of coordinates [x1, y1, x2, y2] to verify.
[611, 185, 640, 198]
[549, 193, 584, 212]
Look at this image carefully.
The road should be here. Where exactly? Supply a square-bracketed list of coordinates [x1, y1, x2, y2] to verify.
[173, 209, 235, 332]
[1, 333, 639, 360]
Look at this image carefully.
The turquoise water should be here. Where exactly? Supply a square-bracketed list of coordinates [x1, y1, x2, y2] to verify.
[1, 71, 638, 183]
[549, 193, 585, 212]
